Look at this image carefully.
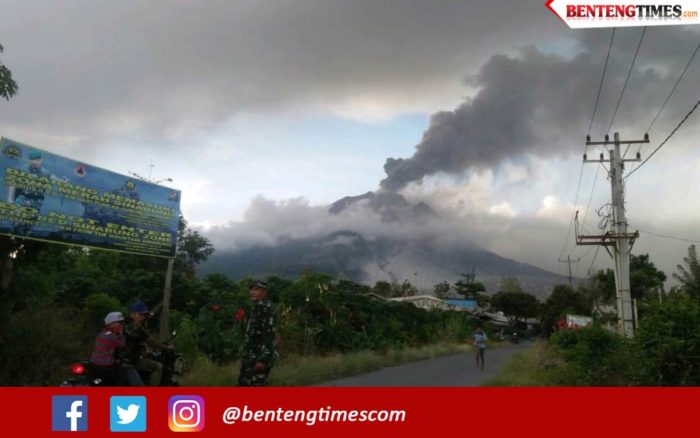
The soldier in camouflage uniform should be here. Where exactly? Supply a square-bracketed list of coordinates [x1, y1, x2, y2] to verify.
[238, 280, 276, 386]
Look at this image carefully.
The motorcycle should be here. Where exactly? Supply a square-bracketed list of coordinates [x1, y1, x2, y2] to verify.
[59, 360, 107, 387]
[138, 331, 184, 386]
[59, 331, 183, 387]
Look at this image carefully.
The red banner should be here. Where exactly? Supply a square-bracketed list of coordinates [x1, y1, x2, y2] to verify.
[2, 387, 697, 436]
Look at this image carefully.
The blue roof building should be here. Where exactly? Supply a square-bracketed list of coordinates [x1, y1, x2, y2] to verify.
[445, 299, 477, 312]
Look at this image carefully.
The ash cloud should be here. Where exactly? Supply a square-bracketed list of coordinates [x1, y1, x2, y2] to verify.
[380, 26, 700, 192]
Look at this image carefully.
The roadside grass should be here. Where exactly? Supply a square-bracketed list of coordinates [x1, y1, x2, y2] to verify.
[181, 342, 474, 386]
[482, 340, 557, 386]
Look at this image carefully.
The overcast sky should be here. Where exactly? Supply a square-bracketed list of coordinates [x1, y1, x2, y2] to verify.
[1, 0, 699, 280]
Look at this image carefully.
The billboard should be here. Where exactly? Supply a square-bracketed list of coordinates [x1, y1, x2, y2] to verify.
[0, 137, 180, 258]
[566, 314, 593, 329]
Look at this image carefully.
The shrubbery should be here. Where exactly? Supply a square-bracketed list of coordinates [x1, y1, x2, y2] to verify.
[545, 292, 700, 386]
[633, 293, 700, 385]
[193, 273, 480, 363]
[0, 305, 92, 385]
[548, 325, 635, 385]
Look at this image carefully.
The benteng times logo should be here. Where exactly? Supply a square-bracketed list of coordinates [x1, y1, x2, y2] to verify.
[546, 0, 700, 28]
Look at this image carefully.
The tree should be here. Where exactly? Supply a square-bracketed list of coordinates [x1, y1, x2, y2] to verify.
[454, 280, 486, 299]
[433, 281, 450, 299]
[499, 277, 523, 294]
[541, 284, 591, 335]
[177, 215, 214, 273]
[490, 290, 539, 327]
[673, 245, 700, 300]
[0, 43, 18, 100]
[372, 281, 392, 298]
[453, 271, 488, 306]
[630, 254, 666, 300]
[390, 280, 418, 298]
[580, 254, 666, 319]
[579, 269, 616, 316]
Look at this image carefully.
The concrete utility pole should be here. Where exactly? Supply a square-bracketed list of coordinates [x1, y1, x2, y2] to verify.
[558, 256, 581, 288]
[578, 132, 647, 338]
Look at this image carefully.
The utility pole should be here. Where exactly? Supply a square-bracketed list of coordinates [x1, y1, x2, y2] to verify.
[578, 132, 647, 338]
[129, 163, 176, 341]
[465, 268, 475, 285]
[558, 256, 581, 288]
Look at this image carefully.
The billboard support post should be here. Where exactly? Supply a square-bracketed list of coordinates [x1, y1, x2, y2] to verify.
[160, 256, 175, 341]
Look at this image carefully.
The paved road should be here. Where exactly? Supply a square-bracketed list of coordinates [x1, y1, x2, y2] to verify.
[320, 342, 533, 386]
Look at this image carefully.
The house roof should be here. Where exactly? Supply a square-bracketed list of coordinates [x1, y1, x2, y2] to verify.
[445, 299, 477, 309]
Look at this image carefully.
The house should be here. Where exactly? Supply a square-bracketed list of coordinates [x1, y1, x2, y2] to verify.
[389, 295, 457, 311]
[477, 311, 538, 330]
[445, 299, 477, 312]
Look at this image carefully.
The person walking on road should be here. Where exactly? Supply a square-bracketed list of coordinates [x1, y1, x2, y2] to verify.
[473, 326, 487, 370]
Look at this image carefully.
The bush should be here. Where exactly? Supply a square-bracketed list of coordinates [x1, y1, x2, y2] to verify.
[174, 316, 200, 372]
[548, 325, 634, 385]
[195, 305, 246, 363]
[0, 305, 92, 385]
[633, 293, 700, 385]
[83, 293, 122, 330]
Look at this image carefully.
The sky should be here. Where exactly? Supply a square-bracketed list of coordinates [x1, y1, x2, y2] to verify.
[1, 0, 700, 281]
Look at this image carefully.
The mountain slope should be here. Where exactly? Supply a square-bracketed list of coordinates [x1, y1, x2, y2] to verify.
[200, 230, 568, 298]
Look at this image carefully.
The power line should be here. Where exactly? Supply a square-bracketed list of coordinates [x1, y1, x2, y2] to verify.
[588, 28, 616, 137]
[625, 97, 700, 179]
[607, 27, 647, 135]
[635, 227, 700, 244]
[574, 244, 596, 277]
[646, 38, 700, 134]
[559, 164, 585, 258]
[579, 154, 603, 233]
[627, 39, 700, 165]
[586, 245, 601, 276]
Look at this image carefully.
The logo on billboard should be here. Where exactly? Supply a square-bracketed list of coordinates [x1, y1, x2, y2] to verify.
[2, 143, 22, 159]
[74, 164, 87, 178]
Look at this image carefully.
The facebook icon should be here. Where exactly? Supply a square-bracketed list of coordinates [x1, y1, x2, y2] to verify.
[52, 396, 88, 432]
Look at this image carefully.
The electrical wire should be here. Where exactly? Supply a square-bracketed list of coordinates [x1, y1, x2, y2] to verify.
[579, 152, 604, 233]
[573, 245, 596, 277]
[635, 227, 700, 244]
[607, 27, 646, 135]
[559, 165, 585, 259]
[625, 97, 700, 179]
[587, 245, 602, 276]
[588, 28, 616, 137]
[627, 38, 700, 171]
[646, 38, 700, 134]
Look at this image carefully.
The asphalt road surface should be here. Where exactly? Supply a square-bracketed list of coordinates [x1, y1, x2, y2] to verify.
[321, 342, 533, 387]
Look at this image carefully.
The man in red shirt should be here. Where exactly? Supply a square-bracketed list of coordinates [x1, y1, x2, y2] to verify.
[90, 312, 143, 386]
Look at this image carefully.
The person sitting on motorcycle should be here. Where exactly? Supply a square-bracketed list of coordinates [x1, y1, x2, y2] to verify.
[89, 311, 144, 386]
[125, 302, 174, 386]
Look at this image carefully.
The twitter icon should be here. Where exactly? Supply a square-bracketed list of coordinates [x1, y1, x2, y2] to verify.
[110, 396, 147, 432]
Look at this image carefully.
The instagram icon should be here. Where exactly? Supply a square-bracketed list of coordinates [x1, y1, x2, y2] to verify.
[168, 396, 205, 432]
